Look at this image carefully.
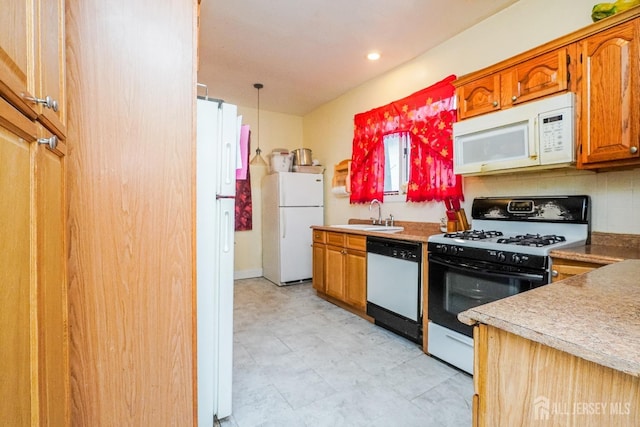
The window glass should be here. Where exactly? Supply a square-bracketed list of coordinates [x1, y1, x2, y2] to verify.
[383, 132, 410, 194]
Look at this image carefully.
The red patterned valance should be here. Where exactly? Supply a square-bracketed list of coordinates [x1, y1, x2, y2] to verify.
[350, 74, 464, 204]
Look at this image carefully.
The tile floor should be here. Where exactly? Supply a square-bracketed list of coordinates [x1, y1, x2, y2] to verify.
[221, 277, 473, 427]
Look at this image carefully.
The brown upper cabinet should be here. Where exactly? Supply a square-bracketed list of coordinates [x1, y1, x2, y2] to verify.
[576, 19, 640, 169]
[455, 8, 640, 171]
[457, 47, 571, 120]
[0, 0, 66, 140]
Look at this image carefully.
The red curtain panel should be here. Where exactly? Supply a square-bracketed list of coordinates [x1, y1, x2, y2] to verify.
[350, 74, 464, 204]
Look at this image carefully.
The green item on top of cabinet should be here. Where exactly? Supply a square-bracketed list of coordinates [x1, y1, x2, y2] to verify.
[592, 0, 640, 21]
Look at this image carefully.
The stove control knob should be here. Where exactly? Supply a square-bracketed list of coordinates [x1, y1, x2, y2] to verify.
[512, 254, 522, 264]
[440, 245, 448, 254]
[496, 252, 506, 262]
[450, 246, 459, 255]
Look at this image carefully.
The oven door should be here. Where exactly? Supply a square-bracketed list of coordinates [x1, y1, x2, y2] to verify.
[428, 253, 547, 337]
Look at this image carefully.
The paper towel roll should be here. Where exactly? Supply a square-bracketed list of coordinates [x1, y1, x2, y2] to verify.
[331, 186, 350, 197]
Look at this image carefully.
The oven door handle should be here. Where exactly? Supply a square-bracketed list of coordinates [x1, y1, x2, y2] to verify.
[429, 255, 545, 281]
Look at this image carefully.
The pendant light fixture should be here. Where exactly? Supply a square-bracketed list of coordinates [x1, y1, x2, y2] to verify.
[249, 83, 267, 166]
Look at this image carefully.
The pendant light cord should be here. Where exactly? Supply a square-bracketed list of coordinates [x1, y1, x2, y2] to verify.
[250, 83, 266, 165]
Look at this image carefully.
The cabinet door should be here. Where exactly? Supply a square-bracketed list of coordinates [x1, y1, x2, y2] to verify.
[34, 126, 68, 425]
[344, 249, 366, 310]
[0, 102, 36, 426]
[325, 245, 345, 299]
[0, 0, 66, 136]
[36, 0, 66, 138]
[0, 0, 38, 118]
[577, 20, 640, 167]
[457, 74, 501, 119]
[551, 258, 601, 282]
[312, 243, 326, 292]
[508, 47, 569, 105]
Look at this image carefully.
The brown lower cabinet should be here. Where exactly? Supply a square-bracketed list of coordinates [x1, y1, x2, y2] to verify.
[550, 257, 605, 282]
[312, 230, 367, 313]
[473, 324, 640, 427]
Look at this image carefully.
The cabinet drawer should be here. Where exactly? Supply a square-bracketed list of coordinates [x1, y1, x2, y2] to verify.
[313, 230, 326, 243]
[326, 231, 345, 247]
[346, 234, 366, 251]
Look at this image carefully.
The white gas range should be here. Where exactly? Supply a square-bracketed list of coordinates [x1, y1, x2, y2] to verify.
[426, 196, 590, 374]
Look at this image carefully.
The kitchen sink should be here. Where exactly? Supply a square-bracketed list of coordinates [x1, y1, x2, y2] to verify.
[328, 224, 404, 233]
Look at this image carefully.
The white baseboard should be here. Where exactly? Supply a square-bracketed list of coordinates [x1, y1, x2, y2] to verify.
[234, 269, 263, 280]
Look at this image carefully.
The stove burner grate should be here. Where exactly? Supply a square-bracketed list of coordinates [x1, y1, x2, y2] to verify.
[443, 230, 504, 240]
[496, 233, 567, 247]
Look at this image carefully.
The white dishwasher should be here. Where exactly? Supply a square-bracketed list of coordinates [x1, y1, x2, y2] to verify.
[366, 236, 422, 343]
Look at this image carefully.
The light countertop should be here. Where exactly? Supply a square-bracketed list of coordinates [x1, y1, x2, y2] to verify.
[459, 259, 640, 377]
[312, 220, 442, 243]
[551, 231, 640, 264]
[551, 245, 640, 264]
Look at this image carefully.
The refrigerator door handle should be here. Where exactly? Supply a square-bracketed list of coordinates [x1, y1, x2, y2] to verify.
[223, 209, 231, 253]
[281, 209, 286, 239]
[224, 140, 233, 186]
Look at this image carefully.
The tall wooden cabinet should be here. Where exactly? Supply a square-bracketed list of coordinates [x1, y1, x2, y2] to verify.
[0, 0, 68, 424]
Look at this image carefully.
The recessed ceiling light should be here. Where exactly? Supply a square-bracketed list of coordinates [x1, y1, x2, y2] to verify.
[367, 52, 381, 61]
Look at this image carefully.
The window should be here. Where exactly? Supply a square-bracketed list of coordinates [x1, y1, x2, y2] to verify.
[383, 132, 411, 195]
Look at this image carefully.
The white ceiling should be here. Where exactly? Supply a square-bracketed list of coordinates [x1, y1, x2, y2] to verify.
[198, 0, 519, 115]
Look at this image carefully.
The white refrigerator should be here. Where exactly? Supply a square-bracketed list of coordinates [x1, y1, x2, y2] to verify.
[262, 172, 324, 285]
[196, 97, 239, 424]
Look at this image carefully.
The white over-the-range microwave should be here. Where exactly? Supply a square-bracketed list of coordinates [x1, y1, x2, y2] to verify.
[453, 92, 575, 176]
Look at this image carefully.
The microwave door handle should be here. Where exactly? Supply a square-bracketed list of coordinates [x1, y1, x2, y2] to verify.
[530, 117, 538, 160]
[429, 255, 545, 281]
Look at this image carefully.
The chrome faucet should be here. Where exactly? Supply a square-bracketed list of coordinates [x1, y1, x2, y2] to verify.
[369, 198, 382, 225]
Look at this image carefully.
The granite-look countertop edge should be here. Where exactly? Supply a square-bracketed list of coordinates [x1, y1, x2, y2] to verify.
[311, 222, 441, 243]
[549, 250, 623, 264]
[550, 232, 640, 264]
[458, 308, 640, 377]
[459, 260, 640, 377]
[550, 247, 636, 264]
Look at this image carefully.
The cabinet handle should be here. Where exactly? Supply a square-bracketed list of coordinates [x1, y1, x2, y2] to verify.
[511, 95, 517, 101]
[551, 270, 558, 277]
[631, 146, 638, 154]
[38, 135, 58, 150]
[492, 101, 499, 107]
[25, 95, 59, 112]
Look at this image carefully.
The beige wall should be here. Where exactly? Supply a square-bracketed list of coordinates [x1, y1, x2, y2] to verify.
[234, 106, 304, 278]
[304, 0, 640, 234]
